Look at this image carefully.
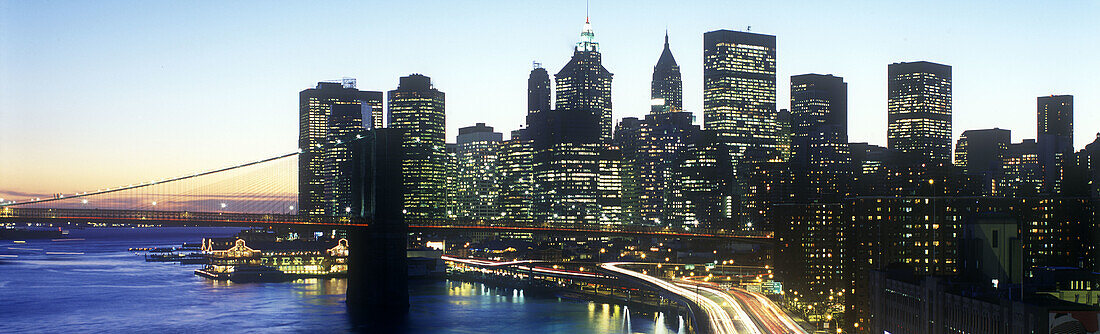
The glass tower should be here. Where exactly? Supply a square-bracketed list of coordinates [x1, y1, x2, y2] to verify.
[790, 74, 850, 201]
[887, 61, 952, 163]
[388, 74, 446, 221]
[702, 30, 778, 161]
[455, 123, 503, 221]
[1037, 95, 1073, 194]
[498, 129, 534, 223]
[298, 81, 382, 218]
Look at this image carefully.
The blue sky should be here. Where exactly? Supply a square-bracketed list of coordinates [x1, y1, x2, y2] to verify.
[1, 0, 1098, 195]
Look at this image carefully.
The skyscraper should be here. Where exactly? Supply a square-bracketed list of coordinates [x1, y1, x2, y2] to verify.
[1037, 95, 1073, 194]
[388, 74, 446, 221]
[789, 74, 850, 201]
[702, 29, 778, 160]
[528, 64, 551, 115]
[616, 34, 698, 226]
[598, 145, 622, 225]
[455, 123, 502, 221]
[651, 32, 682, 114]
[498, 129, 534, 223]
[887, 61, 952, 162]
[555, 18, 613, 142]
[954, 128, 1011, 195]
[669, 130, 738, 230]
[614, 117, 644, 225]
[298, 81, 382, 218]
[324, 103, 366, 217]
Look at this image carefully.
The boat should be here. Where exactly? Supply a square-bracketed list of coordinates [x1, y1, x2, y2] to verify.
[195, 265, 288, 283]
[227, 265, 288, 283]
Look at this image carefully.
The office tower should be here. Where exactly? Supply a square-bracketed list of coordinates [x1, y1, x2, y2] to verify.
[1037, 95, 1074, 194]
[387, 74, 446, 221]
[298, 80, 382, 218]
[702, 29, 778, 160]
[526, 103, 601, 226]
[498, 129, 534, 223]
[651, 32, 682, 114]
[776, 108, 791, 161]
[598, 145, 622, 225]
[668, 130, 738, 230]
[324, 103, 366, 217]
[455, 123, 503, 221]
[443, 143, 458, 220]
[614, 118, 644, 225]
[1001, 139, 1043, 197]
[638, 112, 699, 225]
[528, 64, 551, 115]
[887, 61, 952, 162]
[954, 128, 1011, 195]
[849, 143, 893, 196]
[555, 18, 613, 142]
[789, 74, 850, 201]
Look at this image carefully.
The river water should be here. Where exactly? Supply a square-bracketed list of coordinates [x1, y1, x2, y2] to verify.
[0, 227, 681, 333]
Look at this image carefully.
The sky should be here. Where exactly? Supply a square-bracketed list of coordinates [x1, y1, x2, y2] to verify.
[1, 0, 1098, 198]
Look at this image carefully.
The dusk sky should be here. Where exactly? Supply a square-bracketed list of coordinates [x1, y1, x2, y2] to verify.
[1, 0, 1098, 198]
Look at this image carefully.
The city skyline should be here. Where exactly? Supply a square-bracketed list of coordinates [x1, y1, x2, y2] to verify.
[3, 1, 1099, 197]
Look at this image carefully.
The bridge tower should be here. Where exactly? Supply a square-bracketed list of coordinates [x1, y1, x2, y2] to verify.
[345, 128, 409, 327]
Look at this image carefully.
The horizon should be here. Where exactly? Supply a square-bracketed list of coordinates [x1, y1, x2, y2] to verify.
[2, 0, 1098, 197]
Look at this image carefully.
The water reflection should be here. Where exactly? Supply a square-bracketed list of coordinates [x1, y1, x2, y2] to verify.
[1, 228, 679, 333]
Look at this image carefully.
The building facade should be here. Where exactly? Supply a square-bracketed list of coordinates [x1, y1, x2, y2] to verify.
[497, 129, 534, 223]
[1037, 95, 1074, 194]
[455, 123, 503, 221]
[298, 81, 382, 218]
[887, 61, 952, 163]
[702, 29, 778, 161]
[789, 74, 851, 201]
[651, 32, 682, 114]
[555, 18, 613, 142]
[388, 74, 446, 221]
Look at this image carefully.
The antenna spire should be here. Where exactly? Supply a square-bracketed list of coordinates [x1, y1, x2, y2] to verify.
[586, 0, 589, 22]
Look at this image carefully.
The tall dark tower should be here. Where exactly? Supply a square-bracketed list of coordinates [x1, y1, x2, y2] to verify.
[887, 61, 952, 163]
[651, 32, 682, 114]
[790, 74, 850, 200]
[702, 29, 778, 160]
[298, 81, 382, 219]
[555, 18, 613, 142]
[387, 74, 446, 221]
[528, 64, 551, 115]
[324, 103, 366, 217]
[1037, 95, 1073, 194]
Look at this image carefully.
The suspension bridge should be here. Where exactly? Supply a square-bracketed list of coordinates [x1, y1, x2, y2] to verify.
[0, 148, 771, 240]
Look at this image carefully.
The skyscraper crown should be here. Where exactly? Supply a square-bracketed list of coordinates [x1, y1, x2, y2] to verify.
[655, 31, 677, 70]
[576, 18, 599, 52]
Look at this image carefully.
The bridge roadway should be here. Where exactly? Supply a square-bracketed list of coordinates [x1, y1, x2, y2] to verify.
[0, 207, 772, 241]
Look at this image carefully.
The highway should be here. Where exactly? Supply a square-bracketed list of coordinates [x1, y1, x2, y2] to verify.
[727, 287, 806, 333]
[601, 262, 746, 334]
[446, 258, 806, 334]
[677, 279, 807, 334]
[674, 282, 762, 334]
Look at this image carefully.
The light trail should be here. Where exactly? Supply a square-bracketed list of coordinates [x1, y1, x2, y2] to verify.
[676, 282, 763, 334]
[728, 287, 807, 334]
[679, 277, 808, 334]
[600, 262, 739, 334]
